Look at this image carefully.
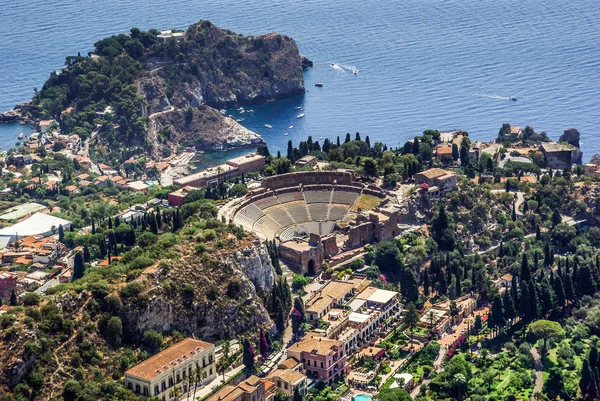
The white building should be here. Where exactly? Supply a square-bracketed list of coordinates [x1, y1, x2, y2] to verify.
[0, 213, 72, 245]
[124, 338, 216, 400]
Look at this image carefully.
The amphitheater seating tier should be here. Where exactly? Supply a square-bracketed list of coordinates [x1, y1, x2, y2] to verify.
[286, 203, 310, 223]
[331, 190, 360, 205]
[264, 206, 295, 227]
[328, 205, 350, 221]
[308, 203, 330, 221]
[234, 203, 265, 229]
[277, 191, 304, 203]
[254, 196, 280, 210]
[254, 215, 282, 238]
[304, 190, 333, 204]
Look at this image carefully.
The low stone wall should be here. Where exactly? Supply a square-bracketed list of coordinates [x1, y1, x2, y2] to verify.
[261, 171, 354, 190]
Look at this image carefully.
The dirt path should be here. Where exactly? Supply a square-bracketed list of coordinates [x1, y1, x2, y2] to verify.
[149, 105, 175, 119]
[530, 347, 543, 394]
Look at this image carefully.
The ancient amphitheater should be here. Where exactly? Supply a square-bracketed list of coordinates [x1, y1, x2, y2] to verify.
[229, 171, 386, 241]
[221, 171, 404, 274]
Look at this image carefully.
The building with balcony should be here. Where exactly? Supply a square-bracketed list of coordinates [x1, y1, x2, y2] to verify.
[287, 336, 348, 385]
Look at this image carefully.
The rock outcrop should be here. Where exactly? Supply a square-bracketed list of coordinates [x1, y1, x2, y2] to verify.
[559, 128, 581, 148]
[123, 240, 275, 340]
[150, 105, 264, 152]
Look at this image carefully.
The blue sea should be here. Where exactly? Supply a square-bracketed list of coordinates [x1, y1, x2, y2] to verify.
[1, 0, 599, 163]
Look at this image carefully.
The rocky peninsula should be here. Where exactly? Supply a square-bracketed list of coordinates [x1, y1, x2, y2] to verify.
[2, 21, 309, 159]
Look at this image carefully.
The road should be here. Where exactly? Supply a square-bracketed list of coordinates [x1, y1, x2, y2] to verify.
[490, 189, 524, 216]
[530, 347, 543, 395]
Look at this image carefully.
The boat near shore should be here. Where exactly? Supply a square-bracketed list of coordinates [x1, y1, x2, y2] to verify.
[17, 133, 24, 139]
[296, 113, 305, 119]
[315, 82, 324, 87]
[264, 124, 272, 128]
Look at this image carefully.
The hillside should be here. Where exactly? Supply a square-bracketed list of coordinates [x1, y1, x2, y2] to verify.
[0, 200, 283, 401]
[28, 21, 307, 160]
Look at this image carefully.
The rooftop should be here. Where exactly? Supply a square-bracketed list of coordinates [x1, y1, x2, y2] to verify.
[125, 338, 214, 381]
[288, 335, 342, 356]
[417, 168, 449, 179]
[267, 368, 306, 385]
[0, 203, 47, 221]
[541, 142, 573, 152]
[226, 153, 265, 167]
[0, 213, 72, 239]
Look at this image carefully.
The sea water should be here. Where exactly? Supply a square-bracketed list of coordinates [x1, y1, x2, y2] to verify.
[1, 0, 599, 160]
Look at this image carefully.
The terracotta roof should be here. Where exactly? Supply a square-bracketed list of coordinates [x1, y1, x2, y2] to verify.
[14, 256, 32, 265]
[436, 146, 453, 155]
[76, 173, 89, 180]
[267, 368, 306, 385]
[96, 176, 109, 182]
[509, 126, 522, 135]
[66, 185, 78, 192]
[519, 175, 537, 183]
[288, 335, 342, 356]
[279, 357, 300, 370]
[125, 338, 214, 381]
[109, 175, 124, 182]
[417, 168, 448, 179]
[306, 281, 354, 314]
[20, 236, 38, 247]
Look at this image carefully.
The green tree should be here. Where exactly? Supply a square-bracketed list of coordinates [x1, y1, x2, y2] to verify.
[402, 303, 420, 349]
[72, 252, 85, 281]
[9, 289, 18, 306]
[377, 388, 412, 401]
[529, 320, 565, 356]
[242, 339, 255, 374]
[452, 143, 459, 161]
[105, 316, 123, 347]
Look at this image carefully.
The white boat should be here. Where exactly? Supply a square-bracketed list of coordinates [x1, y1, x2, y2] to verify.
[236, 118, 244, 122]
[296, 113, 305, 119]
[17, 133, 24, 139]
[295, 106, 302, 110]
[265, 124, 272, 129]
[219, 109, 227, 115]
[284, 133, 289, 136]
[289, 125, 294, 129]
[248, 109, 254, 113]
[353, 69, 358, 75]
[319, 136, 323, 139]
[238, 107, 244, 112]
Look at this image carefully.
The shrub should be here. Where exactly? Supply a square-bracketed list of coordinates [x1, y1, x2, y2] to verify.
[204, 229, 217, 241]
[22, 292, 41, 306]
[130, 256, 154, 270]
[142, 329, 163, 351]
[119, 282, 143, 298]
[138, 232, 158, 247]
[292, 274, 310, 290]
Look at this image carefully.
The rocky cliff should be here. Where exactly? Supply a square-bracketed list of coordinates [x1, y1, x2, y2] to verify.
[123, 241, 275, 340]
[138, 20, 306, 155]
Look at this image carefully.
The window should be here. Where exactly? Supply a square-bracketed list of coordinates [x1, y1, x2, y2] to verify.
[209, 355, 213, 363]
[284, 383, 288, 390]
[127, 383, 132, 390]
[278, 380, 282, 388]
[154, 386, 159, 396]
[202, 358, 206, 367]
[320, 362, 324, 368]
[143, 387, 149, 396]
[162, 382, 167, 391]
[209, 368, 213, 375]
[169, 378, 174, 387]
[183, 370, 187, 379]
[177, 373, 181, 383]
[313, 361, 317, 367]
[135, 385, 140, 394]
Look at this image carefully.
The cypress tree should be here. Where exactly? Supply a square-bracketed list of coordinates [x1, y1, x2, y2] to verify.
[519, 282, 531, 321]
[91, 219, 96, 235]
[345, 133, 351, 143]
[83, 246, 90, 263]
[521, 253, 531, 282]
[581, 359, 594, 395]
[503, 289, 516, 321]
[528, 280, 540, 319]
[491, 294, 505, 327]
[536, 225, 541, 241]
[553, 275, 566, 308]
[365, 135, 371, 148]
[512, 202, 517, 221]
[423, 272, 430, 297]
[439, 271, 447, 296]
[58, 224, 64, 243]
[511, 274, 519, 306]
[72, 252, 84, 281]
[455, 270, 462, 297]
[336, 136, 340, 147]
[9, 289, 18, 306]
[242, 339, 256, 374]
[564, 273, 575, 302]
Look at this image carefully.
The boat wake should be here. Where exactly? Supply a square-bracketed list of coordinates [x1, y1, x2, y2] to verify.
[330, 63, 359, 74]
[476, 93, 514, 100]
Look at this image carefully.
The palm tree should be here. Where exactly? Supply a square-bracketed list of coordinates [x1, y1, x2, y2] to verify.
[480, 348, 490, 365]
[426, 311, 437, 332]
[172, 386, 182, 401]
[218, 358, 227, 382]
[454, 373, 466, 401]
[222, 340, 231, 359]
[192, 366, 205, 401]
